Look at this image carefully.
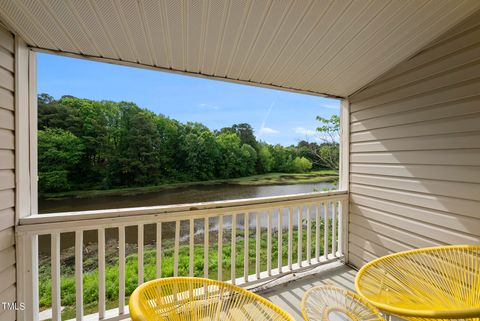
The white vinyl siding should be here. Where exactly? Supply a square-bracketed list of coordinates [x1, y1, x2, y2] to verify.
[347, 11, 480, 268]
[0, 25, 15, 320]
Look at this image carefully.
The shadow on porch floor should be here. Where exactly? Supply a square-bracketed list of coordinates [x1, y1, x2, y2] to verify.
[258, 263, 357, 321]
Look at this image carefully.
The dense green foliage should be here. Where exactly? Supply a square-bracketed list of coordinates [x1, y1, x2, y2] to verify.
[38, 128, 84, 192]
[38, 94, 336, 193]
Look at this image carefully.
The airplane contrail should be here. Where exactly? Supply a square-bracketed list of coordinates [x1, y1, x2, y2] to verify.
[258, 99, 276, 136]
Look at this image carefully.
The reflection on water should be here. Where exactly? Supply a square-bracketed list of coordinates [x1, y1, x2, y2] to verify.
[39, 182, 335, 213]
[38, 182, 336, 253]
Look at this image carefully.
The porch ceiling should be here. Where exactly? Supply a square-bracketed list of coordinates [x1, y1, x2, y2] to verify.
[0, 1, 479, 98]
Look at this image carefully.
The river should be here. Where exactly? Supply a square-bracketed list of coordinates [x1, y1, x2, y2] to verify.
[38, 182, 335, 253]
[39, 182, 335, 213]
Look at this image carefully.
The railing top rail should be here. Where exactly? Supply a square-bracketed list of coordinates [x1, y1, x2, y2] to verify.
[18, 190, 348, 234]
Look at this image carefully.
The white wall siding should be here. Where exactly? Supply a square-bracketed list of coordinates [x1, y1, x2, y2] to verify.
[348, 11, 480, 268]
[0, 25, 15, 319]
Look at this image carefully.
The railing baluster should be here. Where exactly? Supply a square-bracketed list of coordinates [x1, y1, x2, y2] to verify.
[138, 224, 144, 285]
[324, 203, 329, 260]
[298, 207, 302, 267]
[51, 233, 61, 321]
[75, 231, 83, 320]
[189, 219, 194, 277]
[231, 214, 237, 284]
[218, 215, 223, 281]
[174, 220, 180, 277]
[278, 208, 283, 273]
[98, 228, 106, 319]
[204, 217, 209, 278]
[256, 212, 261, 279]
[338, 201, 343, 256]
[119, 226, 125, 315]
[267, 209, 272, 276]
[307, 205, 312, 265]
[316, 203, 321, 262]
[340, 198, 349, 259]
[332, 201, 337, 256]
[288, 207, 293, 271]
[244, 212, 249, 283]
[156, 223, 162, 278]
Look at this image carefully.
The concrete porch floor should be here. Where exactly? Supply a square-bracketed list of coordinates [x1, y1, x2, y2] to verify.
[258, 263, 357, 321]
[58, 262, 359, 321]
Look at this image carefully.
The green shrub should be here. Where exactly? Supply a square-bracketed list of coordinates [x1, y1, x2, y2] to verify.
[291, 157, 313, 173]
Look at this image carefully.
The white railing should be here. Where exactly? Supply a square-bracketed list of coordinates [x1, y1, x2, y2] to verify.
[16, 190, 348, 321]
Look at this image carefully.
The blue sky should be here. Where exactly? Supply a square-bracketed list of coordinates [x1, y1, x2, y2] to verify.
[37, 53, 339, 146]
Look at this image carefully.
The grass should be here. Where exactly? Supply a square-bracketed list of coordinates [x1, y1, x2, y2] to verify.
[39, 223, 333, 320]
[227, 170, 338, 185]
[40, 170, 338, 199]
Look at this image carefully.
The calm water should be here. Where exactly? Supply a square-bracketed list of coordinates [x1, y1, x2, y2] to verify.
[39, 182, 335, 214]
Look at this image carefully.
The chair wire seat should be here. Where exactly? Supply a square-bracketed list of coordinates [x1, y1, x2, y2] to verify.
[355, 245, 480, 321]
[301, 285, 385, 321]
[129, 277, 295, 321]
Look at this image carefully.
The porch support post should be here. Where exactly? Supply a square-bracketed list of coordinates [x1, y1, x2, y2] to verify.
[15, 36, 32, 222]
[16, 233, 39, 321]
[15, 34, 39, 321]
[339, 99, 350, 263]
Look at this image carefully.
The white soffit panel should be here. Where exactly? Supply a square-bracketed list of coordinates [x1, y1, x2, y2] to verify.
[0, 0, 479, 98]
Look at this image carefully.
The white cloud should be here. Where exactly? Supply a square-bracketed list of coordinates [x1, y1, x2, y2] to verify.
[293, 127, 316, 136]
[319, 102, 339, 109]
[259, 127, 279, 135]
[199, 103, 220, 110]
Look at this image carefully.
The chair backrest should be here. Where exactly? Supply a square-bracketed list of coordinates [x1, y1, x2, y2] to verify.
[129, 277, 296, 321]
[301, 285, 385, 321]
[355, 245, 480, 320]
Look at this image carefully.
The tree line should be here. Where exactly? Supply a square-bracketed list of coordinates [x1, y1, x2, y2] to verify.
[38, 94, 338, 193]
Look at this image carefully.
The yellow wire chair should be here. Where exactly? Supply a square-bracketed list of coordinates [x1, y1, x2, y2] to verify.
[301, 285, 385, 321]
[355, 245, 480, 321]
[129, 277, 295, 321]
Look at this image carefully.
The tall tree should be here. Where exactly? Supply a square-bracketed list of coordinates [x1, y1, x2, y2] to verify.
[256, 144, 273, 173]
[181, 123, 220, 180]
[217, 133, 249, 178]
[56, 96, 113, 186]
[312, 115, 340, 170]
[109, 104, 162, 186]
[240, 144, 257, 176]
[231, 123, 257, 149]
[155, 115, 184, 178]
[38, 128, 84, 192]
